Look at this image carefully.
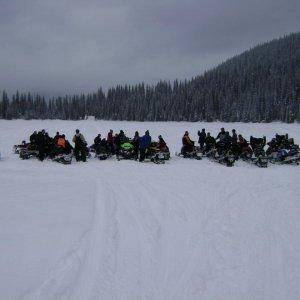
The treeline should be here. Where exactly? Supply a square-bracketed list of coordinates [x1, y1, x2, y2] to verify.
[0, 32, 299, 122]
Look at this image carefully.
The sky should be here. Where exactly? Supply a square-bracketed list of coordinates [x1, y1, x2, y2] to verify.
[0, 0, 299, 96]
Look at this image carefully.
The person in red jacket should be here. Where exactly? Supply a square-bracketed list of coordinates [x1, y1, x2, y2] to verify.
[238, 134, 253, 157]
[107, 129, 114, 154]
[182, 131, 194, 155]
[158, 135, 169, 151]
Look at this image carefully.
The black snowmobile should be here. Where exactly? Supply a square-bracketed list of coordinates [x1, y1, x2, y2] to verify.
[205, 148, 235, 167]
[52, 153, 73, 165]
[177, 145, 203, 160]
[19, 144, 39, 160]
[95, 140, 112, 160]
[241, 136, 268, 168]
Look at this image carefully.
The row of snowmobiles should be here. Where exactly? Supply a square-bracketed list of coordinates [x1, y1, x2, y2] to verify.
[13, 142, 73, 164]
[176, 135, 300, 167]
[89, 139, 171, 164]
[13, 139, 171, 165]
[12, 133, 300, 167]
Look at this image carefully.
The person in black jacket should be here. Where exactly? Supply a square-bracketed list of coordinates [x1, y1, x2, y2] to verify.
[216, 127, 226, 141]
[36, 130, 46, 161]
[231, 129, 238, 144]
[93, 134, 102, 152]
[30, 131, 38, 146]
[53, 132, 61, 145]
[132, 131, 140, 160]
[115, 130, 127, 156]
[44, 132, 55, 158]
[72, 129, 87, 162]
[198, 129, 206, 150]
[204, 133, 216, 153]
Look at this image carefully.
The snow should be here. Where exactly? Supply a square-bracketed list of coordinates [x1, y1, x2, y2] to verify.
[0, 120, 300, 300]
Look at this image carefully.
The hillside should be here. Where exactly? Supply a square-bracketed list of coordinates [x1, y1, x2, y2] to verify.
[0, 32, 299, 122]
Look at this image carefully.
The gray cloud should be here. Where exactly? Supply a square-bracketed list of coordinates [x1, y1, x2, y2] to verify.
[0, 0, 299, 96]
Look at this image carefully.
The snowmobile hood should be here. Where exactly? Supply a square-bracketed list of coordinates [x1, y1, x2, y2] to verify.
[121, 142, 134, 150]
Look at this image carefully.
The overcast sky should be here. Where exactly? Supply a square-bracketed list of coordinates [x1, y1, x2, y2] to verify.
[0, 0, 299, 96]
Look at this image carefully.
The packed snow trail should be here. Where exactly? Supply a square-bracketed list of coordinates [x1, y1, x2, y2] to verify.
[0, 120, 300, 300]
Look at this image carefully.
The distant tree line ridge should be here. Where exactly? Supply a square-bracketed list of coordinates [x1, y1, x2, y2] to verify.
[0, 32, 299, 123]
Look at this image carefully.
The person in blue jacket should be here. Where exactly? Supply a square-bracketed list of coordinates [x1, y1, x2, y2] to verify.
[139, 130, 151, 162]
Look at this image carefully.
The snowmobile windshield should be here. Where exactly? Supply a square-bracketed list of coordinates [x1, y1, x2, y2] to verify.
[121, 142, 134, 150]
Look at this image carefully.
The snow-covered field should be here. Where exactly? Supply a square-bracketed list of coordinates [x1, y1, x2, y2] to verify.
[0, 120, 300, 300]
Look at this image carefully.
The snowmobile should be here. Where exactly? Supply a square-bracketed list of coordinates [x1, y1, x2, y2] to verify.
[266, 136, 300, 165]
[19, 149, 39, 160]
[205, 148, 235, 167]
[240, 136, 268, 168]
[19, 144, 39, 160]
[268, 145, 300, 165]
[118, 141, 136, 160]
[52, 153, 73, 165]
[13, 141, 29, 154]
[88, 144, 96, 154]
[96, 145, 112, 160]
[176, 145, 203, 160]
[144, 142, 170, 164]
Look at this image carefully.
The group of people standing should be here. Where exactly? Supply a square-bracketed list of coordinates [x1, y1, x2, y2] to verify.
[182, 127, 262, 157]
[27, 129, 169, 163]
[29, 129, 87, 162]
[19, 127, 299, 163]
[92, 129, 168, 162]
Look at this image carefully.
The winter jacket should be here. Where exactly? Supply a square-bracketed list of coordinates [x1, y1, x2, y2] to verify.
[57, 137, 66, 148]
[198, 131, 206, 144]
[238, 138, 249, 150]
[217, 131, 226, 141]
[107, 132, 114, 144]
[30, 133, 38, 144]
[73, 133, 86, 148]
[182, 135, 193, 146]
[158, 139, 168, 150]
[232, 133, 238, 144]
[94, 136, 101, 146]
[205, 136, 216, 147]
[140, 134, 151, 149]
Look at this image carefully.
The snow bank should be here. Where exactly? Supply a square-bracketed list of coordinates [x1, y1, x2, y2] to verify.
[0, 120, 300, 300]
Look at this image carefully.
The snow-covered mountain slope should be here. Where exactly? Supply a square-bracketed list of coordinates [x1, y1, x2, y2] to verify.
[0, 120, 300, 300]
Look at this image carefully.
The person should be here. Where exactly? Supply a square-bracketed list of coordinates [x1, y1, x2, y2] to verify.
[250, 136, 266, 158]
[53, 132, 61, 145]
[230, 130, 240, 158]
[94, 134, 102, 152]
[231, 129, 238, 144]
[107, 129, 114, 153]
[238, 134, 252, 157]
[182, 131, 194, 156]
[119, 130, 126, 142]
[223, 131, 232, 149]
[36, 130, 46, 161]
[216, 130, 232, 154]
[198, 129, 206, 150]
[204, 132, 216, 152]
[132, 131, 140, 160]
[72, 129, 87, 162]
[158, 135, 168, 151]
[44, 132, 55, 158]
[56, 134, 73, 155]
[216, 127, 226, 141]
[115, 130, 127, 156]
[30, 131, 38, 145]
[139, 130, 151, 162]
